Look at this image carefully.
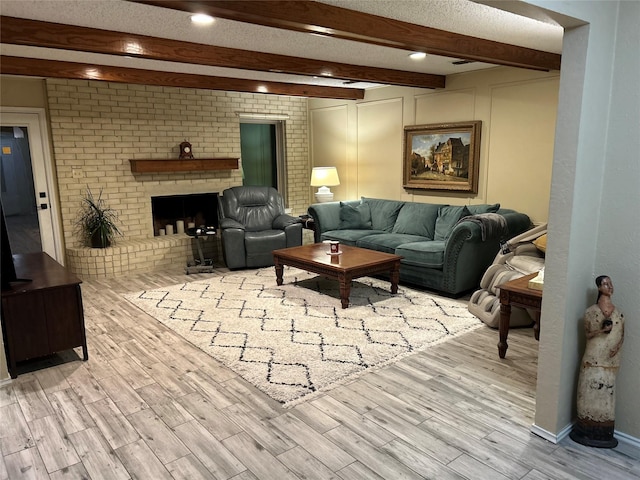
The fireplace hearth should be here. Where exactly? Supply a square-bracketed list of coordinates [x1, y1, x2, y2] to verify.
[151, 193, 218, 236]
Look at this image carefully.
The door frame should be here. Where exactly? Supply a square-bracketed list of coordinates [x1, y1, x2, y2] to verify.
[0, 107, 64, 263]
[238, 113, 289, 207]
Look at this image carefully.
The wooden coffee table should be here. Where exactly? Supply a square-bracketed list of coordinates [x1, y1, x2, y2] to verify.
[272, 243, 402, 308]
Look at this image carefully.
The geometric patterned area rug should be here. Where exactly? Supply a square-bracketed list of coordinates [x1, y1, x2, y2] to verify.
[125, 267, 481, 407]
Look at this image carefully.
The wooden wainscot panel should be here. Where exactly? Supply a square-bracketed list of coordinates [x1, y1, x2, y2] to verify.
[129, 158, 239, 173]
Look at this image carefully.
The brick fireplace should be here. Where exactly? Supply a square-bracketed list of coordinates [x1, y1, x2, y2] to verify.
[66, 191, 224, 279]
[151, 193, 219, 236]
[45, 78, 310, 279]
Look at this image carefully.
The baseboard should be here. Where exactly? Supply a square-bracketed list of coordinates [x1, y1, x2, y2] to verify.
[615, 430, 640, 448]
[530, 422, 573, 444]
[531, 422, 640, 447]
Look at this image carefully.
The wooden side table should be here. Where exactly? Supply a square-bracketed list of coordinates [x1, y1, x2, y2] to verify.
[498, 272, 542, 358]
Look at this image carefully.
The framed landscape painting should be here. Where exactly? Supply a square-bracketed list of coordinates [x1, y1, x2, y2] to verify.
[403, 121, 481, 193]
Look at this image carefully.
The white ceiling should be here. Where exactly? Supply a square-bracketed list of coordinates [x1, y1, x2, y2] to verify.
[0, 0, 564, 90]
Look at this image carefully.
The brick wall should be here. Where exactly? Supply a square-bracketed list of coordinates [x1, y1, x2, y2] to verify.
[45, 79, 311, 276]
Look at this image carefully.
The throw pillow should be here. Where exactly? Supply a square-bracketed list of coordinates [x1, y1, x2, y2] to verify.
[533, 233, 547, 253]
[434, 205, 471, 241]
[361, 197, 405, 232]
[466, 203, 501, 215]
[339, 202, 372, 230]
[392, 203, 441, 239]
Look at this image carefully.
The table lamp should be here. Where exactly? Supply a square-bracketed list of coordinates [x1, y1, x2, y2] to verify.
[310, 167, 340, 203]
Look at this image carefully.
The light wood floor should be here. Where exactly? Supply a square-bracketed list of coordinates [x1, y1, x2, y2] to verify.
[1, 267, 639, 480]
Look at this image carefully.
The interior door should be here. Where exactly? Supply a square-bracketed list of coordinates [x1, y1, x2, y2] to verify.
[0, 110, 61, 261]
[240, 123, 277, 188]
[0, 128, 35, 216]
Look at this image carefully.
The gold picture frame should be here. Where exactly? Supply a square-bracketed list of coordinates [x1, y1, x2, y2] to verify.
[403, 121, 481, 193]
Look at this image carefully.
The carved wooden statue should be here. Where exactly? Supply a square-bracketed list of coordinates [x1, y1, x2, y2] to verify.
[570, 275, 625, 448]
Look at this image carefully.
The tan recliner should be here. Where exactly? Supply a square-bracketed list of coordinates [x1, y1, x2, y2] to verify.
[468, 223, 547, 328]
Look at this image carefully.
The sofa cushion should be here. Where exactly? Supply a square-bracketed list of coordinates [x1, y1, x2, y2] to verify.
[361, 197, 405, 232]
[434, 205, 471, 241]
[395, 241, 446, 268]
[466, 203, 500, 215]
[322, 229, 386, 246]
[339, 202, 372, 230]
[392, 203, 441, 239]
[356, 233, 429, 253]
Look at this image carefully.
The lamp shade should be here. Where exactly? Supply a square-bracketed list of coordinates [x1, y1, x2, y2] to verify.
[310, 167, 340, 187]
[310, 167, 340, 203]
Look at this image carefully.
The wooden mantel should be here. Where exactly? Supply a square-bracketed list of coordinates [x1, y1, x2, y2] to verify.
[129, 157, 238, 173]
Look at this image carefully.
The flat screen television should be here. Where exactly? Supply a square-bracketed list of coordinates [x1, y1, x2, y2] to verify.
[1, 200, 18, 289]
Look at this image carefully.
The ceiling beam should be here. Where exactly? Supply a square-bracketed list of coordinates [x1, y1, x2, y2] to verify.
[0, 16, 445, 89]
[0, 56, 365, 100]
[130, 0, 561, 71]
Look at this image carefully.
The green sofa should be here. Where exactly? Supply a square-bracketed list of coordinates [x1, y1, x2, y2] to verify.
[308, 198, 531, 296]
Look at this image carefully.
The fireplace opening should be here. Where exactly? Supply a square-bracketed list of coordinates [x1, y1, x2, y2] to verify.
[151, 193, 218, 236]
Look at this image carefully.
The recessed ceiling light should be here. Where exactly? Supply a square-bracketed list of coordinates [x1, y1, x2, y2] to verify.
[409, 52, 427, 60]
[190, 13, 215, 25]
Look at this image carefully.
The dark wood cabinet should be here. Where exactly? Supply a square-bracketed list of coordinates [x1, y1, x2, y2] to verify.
[1, 253, 88, 378]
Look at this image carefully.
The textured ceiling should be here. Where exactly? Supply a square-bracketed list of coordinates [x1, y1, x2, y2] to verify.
[0, 0, 564, 89]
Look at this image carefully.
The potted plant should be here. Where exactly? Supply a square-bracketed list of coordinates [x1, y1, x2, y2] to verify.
[75, 187, 122, 248]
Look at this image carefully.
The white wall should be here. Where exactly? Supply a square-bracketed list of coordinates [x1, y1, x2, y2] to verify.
[598, 0, 640, 441]
[309, 67, 559, 224]
[527, 0, 640, 441]
[356, 98, 404, 200]
[310, 106, 349, 201]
